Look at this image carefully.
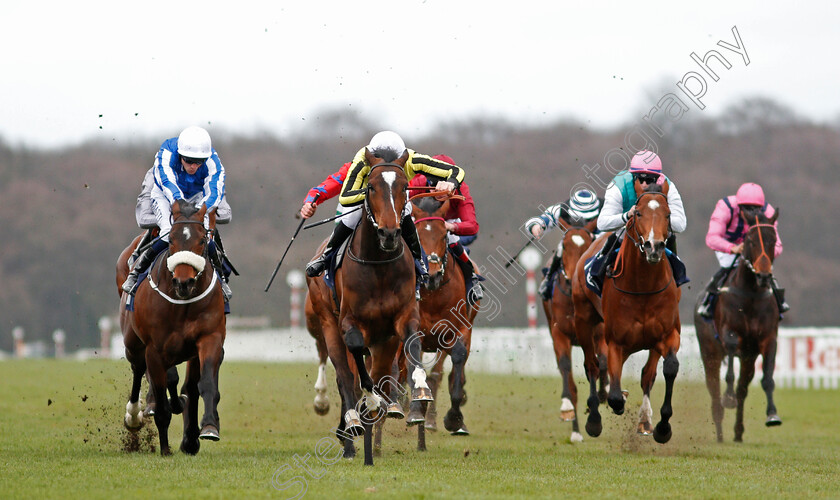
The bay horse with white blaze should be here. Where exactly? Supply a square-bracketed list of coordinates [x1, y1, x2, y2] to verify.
[541, 218, 607, 443]
[322, 149, 432, 466]
[572, 180, 681, 443]
[117, 199, 226, 456]
[694, 209, 782, 442]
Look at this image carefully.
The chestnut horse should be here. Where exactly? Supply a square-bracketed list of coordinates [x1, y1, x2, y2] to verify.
[322, 149, 431, 466]
[694, 209, 782, 442]
[302, 255, 334, 417]
[540, 218, 606, 443]
[117, 199, 226, 456]
[572, 181, 681, 443]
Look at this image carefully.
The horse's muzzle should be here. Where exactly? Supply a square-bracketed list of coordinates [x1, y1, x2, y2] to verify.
[172, 275, 198, 299]
[756, 272, 772, 288]
[643, 240, 666, 264]
[377, 227, 401, 252]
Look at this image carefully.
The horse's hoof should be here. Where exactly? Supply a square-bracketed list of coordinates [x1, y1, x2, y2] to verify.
[570, 432, 584, 443]
[450, 425, 470, 436]
[444, 411, 465, 434]
[412, 387, 433, 402]
[124, 415, 144, 431]
[722, 393, 737, 409]
[622, 390, 629, 400]
[387, 402, 405, 419]
[313, 402, 330, 416]
[406, 408, 425, 426]
[608, 397, 625, 416]
[344, 421, 364, 438]
[143, 407, 155, 418]
[199, 425, 220, 441]
[180, 439, 200, 455]
[160, 447, 173, 457]
[585, 419, 602, 438]
[637, 421, 653, 436]
[424, 420, 438, 432]
[765, 414, 782, 427]
[653, 422, 672, 444]
[560, 398, 575, 421]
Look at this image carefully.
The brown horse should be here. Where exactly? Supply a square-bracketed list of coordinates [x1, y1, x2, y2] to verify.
[572, 180, 681, 443]
[541, 218, 606, 443]
[321, 149, 430, 466]
[117, 199, 226, 456]
[694, 209, 782, 442]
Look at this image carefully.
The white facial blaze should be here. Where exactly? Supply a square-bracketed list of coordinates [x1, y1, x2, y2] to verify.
[571, 235, 585, 247]
[648, 226, 655, 244]
[425, 223, 432, 232]
[647, 199, 660, 210]
[182, 226, 192, 241]
[381, 171, 398, 221]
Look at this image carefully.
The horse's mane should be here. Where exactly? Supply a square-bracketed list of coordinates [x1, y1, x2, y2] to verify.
[370, 147, 401, 163]
[643, 183, 664, 194]
[175, 198, 202, 219]
[415, 196, 444, 215]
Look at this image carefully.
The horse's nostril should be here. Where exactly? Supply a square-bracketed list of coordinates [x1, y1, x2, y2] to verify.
[377, 228, 387, 239]
[394, 228, 401, 239]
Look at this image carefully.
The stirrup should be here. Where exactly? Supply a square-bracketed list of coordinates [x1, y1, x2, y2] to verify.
[537, 277, 551, 301]
[122, 274, 139, 296]
[221, 280, 233, 301]
[305, 257, 327, 277]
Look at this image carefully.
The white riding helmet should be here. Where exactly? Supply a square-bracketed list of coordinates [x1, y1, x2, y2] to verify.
[177, 126, 212, 159]
[367, 131, 406, 156]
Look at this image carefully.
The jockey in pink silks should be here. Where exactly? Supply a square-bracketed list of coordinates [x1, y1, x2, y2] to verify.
[697, 182, 789, 318]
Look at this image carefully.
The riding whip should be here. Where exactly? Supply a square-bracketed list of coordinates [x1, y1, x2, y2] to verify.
[265, 194, 320, 292]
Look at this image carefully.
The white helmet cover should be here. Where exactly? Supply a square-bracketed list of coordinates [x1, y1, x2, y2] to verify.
[177, 126, 212, 159]
[367, 131, 406, 157]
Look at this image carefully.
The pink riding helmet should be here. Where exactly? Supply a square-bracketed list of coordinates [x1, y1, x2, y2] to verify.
[629, 150, 663, 176]
[735, 182, 765, 206]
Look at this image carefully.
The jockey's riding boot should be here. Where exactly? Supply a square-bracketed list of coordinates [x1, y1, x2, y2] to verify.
[697, 266, 730, 319]
[128, 230, 154, 268]
[538, 254, 563, 301]
[208, 241, 232, 301]
[595, 232, 618, 282]
[771, 277, 790, 314]
[122, 239, 168, 295]
[401, 216, 429, 284]
[306, 223, 354, 278]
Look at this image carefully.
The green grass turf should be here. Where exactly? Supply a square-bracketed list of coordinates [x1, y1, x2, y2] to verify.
[1, 359, 838, 499]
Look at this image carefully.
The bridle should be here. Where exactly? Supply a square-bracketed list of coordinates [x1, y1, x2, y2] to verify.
[624, 191, 670, 254]
[414, 216, 449, 281]
[742, 218, 775, 276]
[148, 218, 216, 304]
[363, 162, 408, 229]
[611, 191, 673, 295]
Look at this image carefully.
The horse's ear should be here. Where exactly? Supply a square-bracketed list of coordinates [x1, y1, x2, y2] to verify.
[769, 207, 779, 224]
[660, 178, 670, 195]
[634, 178, 643, 197]
[397, 149, 409, 166]
[584, 217, 598, 234]
[172, 199, 183, 218]
[364, 147, 377, 167]
[198, 203, 208, 221]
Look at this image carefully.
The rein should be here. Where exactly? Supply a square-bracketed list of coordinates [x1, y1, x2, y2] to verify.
[147, 252, 218, 305]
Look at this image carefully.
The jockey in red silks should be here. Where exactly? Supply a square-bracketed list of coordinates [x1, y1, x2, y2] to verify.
[697, 182, 789, 318]
[408, 154, 483, 300]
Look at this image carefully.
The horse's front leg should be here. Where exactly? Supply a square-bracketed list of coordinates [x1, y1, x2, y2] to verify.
[166, 366, 184, 415]
[606, 342, 628, 415]
[760, 337, 782, 427]
[180, 358, 201, 455]
[654, 346, 680, 444]
[196, 332, 224, 442]
[443, 335, 469, 435]
[637, 351, 660, 436]
[698, 335, 725, 442]
[734, 352, 757, 442]
[722, 329, 738, 409]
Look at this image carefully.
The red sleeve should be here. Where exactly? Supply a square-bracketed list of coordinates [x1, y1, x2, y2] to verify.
[303, 162, 351, 205]
[446, 182, 479, 236]
[408, 174, 429, 197]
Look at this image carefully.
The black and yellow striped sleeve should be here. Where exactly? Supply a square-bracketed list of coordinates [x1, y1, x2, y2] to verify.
[338, 147, 370, 206]
[405, 150, 465, 188]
